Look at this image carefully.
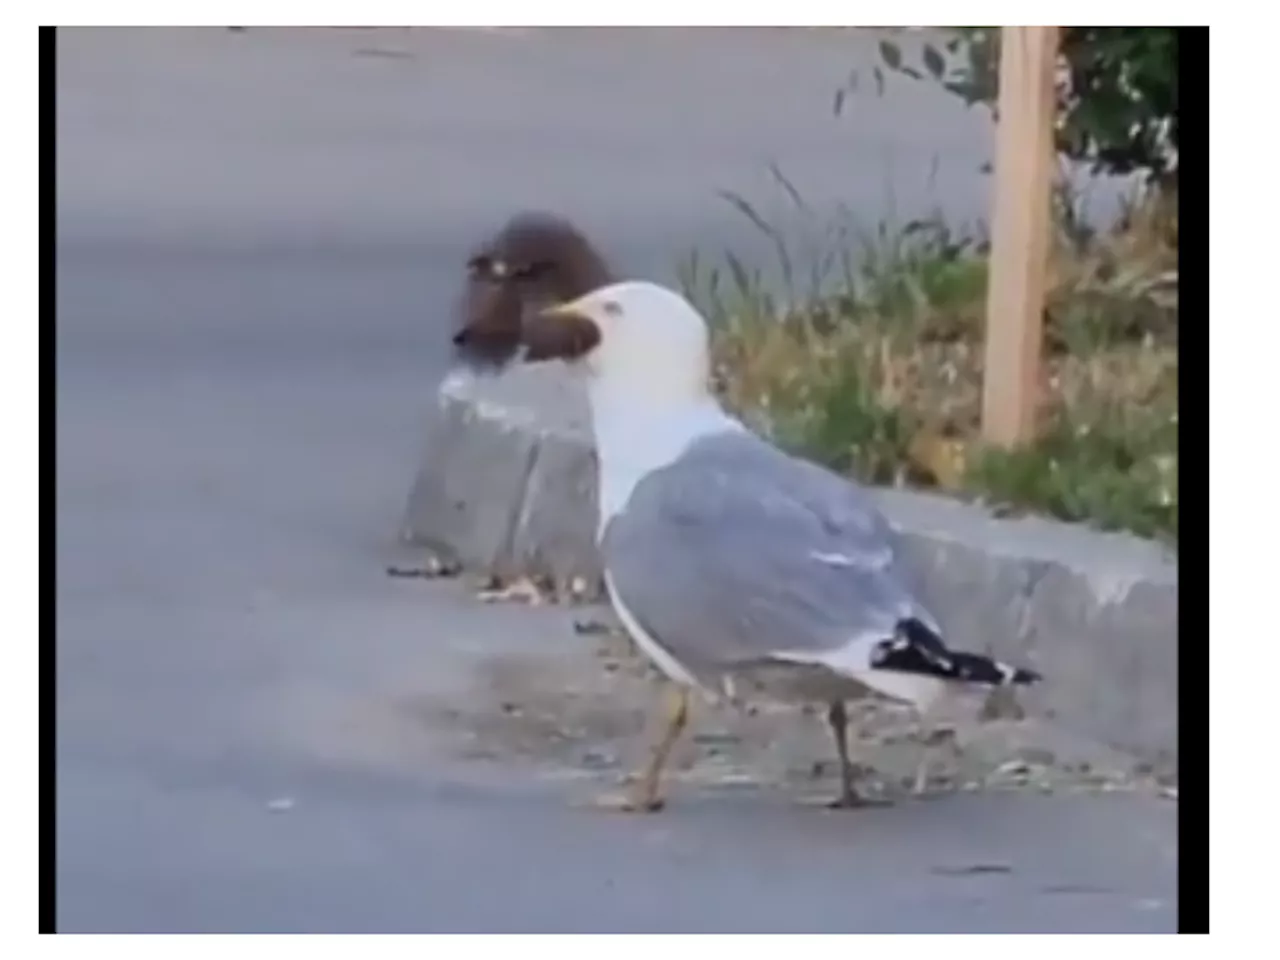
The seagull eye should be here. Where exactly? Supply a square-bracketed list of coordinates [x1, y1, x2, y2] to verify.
[601, 300, 623, 318]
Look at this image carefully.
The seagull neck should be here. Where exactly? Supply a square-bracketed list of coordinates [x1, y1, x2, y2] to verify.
[587, 381, 740, 535]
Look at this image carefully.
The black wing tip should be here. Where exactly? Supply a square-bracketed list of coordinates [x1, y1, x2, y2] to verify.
[873, 619, 1043, 687]
[950, 655, 1043, 687]
[1008, 665, 1043, 686]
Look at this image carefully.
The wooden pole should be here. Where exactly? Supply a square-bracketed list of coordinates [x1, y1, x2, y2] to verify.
[981, 26, 1059, 448]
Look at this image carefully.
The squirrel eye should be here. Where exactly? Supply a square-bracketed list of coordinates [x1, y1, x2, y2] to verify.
[467, 256, 509, 280]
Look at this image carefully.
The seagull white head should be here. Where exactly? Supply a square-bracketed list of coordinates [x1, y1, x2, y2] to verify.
[523, 280, 713, 408]
[522, 280, 741, 528]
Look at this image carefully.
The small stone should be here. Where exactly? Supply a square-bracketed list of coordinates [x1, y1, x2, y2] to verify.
[693, 731, 741, 747]
[931, 863, 1013, 877]
[386, 554, 462, 579]
[1016, 747, 1058, 767]
[995, 759, 1031, 778]
[711, 770, 761, 788]
[579, 748, 618, 770]
[476, 576, 546, 605]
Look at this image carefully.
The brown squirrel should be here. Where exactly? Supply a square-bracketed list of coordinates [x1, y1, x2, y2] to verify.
[451, 212, 615, 370]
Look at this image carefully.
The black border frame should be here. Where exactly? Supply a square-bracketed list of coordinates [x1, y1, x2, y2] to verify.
[1174, 23, 1205, 937]
[40, 23, 57, 937]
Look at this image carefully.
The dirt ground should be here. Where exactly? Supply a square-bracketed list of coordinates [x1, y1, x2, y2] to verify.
[415, 607, 1176, 808]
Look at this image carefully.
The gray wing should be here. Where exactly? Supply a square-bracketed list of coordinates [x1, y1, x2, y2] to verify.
[600, 431, 938, 675]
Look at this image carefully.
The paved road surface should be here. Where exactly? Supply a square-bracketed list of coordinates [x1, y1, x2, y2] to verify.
[54, 27, 1172, 933]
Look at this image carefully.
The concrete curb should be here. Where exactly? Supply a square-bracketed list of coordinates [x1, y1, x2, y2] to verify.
[402, 365, 1179, 773]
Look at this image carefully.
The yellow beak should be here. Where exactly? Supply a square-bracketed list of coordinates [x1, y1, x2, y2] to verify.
[538, 297, 590, 320]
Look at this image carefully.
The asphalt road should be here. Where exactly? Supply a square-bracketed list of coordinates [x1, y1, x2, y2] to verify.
[54, 27, 1173, 933]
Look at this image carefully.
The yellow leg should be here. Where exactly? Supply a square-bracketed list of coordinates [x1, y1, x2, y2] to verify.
[593, 685, 690, 813]
[823, 701, 891, 810]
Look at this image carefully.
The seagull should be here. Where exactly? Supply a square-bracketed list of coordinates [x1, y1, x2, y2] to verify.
[460, 278, 1042, 812]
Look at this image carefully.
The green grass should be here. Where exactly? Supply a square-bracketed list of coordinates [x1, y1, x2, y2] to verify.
[678, 172, 1178, 544]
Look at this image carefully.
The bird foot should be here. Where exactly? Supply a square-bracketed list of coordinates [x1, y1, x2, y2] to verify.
[580, 789, 667, 814]
[825, 792, 892, 810]
[797, 790, 891, 810]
